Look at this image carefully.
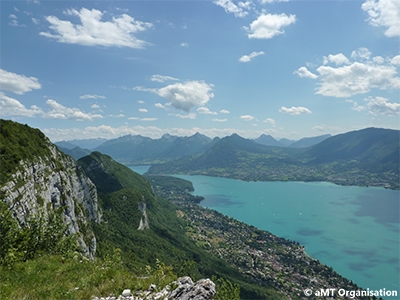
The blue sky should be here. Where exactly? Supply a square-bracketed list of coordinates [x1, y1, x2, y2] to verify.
[1, 0, 399, 141]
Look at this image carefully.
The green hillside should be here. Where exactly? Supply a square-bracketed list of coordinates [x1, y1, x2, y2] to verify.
[77, 151, 279, 299]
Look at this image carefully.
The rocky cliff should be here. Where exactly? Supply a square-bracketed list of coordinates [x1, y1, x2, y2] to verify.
[0, 120, 101, 258]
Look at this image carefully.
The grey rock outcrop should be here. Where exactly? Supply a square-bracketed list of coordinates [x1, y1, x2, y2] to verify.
[93, 276, 216, 300]
[0, 142, 101, 258]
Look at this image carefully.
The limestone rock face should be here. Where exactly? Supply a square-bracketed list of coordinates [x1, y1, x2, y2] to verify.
[0, 142, 101, 258]
[93, 276, 216, 300]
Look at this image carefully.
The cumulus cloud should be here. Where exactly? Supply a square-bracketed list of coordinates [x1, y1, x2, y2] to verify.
[212, 118, 228, 122]
[197, 107, 217, 115]
[156, 81, 214, 112]
[365, 96, 400, 116]
[140, 117, 157, 121]
[293, 67, 318, 79]
[220, 109, 230, 114]
[0, 94, 103, 121]
[138, 100, 145, 104]
[0, 92, 42, 117]
[80, 94, 106, 99]
[91, 104, 100, 109]
[45, 99, 103, 120]
[213, 0, 249, 18]
[240, 114, 255, 121]
[323, 53, 350, 65]
[0, 69, 41, 94]
[39, 8, 153, 48]
[296, 49, 400, 98]
[316, 62, 400, 97]
[239, 51, 265, 63]
[260, 0, 289, 3]
[154, 103, 166, 109]
[245, 13, 296, 39]
[263, 118, 276, 125]
[138, 108, 148, 113]
[351, 47, 371, 60]
[169, 113, 197, 119]
[279, 106, 312, 115]
[391, 55, 400, 65]
[362, 0, 400, 37]
[150, 74, 179, 82]
[180, 42, 189, 47]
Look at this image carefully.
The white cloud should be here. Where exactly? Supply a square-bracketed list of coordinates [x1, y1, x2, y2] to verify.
[212, 118, 228, 122]
[351, 101, 366, 112]
[150, 74, 179, 82]
[0, 93, 105, 121]
[154, 103, 166, 109]
[110, 113, 125, 118]
[279, 106, 312, 115]
[169, 113, 197, 119]
[39, 8, 153, 48]
[263, 118, 276, 125]
[157, 81, 214, 112]
[391, 55, 400, 65]
[245, 13, 296, 39]
[365, 96, 400, 116]
[323, 53, 350, 65]
[140, 117, 157, 121]
[220, 109, 230, 114]
[91, 104, 100, 109]
[351, 47, 372, 60]
[197, 107, 217, 115]
[0, 69, 41, 94]
[373, 56, 385, 64]
[138, 100, 145, 104]
[80, 94, 106, 99]
[45, 99, 103, 121]
[213, 0, 249, 18]
[138, 108, 148, 113]
[362, 0, 400, 37]
[180, 42, 189, 47]
[316, 62, 400, 97]
[239, 51, 265, 63]
[240, 114, 255, 121]
[297, 49, 400, 98]
[0, 92, 43, 117]
[293, 67, 318, 79]
[260, 0, 289, 3]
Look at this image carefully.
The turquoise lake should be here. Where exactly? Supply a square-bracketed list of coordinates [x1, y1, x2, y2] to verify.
[130, 166, 399, 296]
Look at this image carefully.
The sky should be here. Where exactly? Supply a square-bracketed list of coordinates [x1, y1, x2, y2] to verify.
[1, 0, 399, 142]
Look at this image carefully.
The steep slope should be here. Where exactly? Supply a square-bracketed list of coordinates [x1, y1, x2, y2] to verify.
[254, 134, 284, 147]
[289, 134, 332, 148]
[307, 127, 399, 169]
[57, 145, 91, 160]
[0, 119, 101, 258]
[78, 151, 280, 299]
[159, 132, 212, 159]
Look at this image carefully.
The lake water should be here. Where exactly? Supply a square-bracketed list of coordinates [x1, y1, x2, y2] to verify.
[130, 166, 399, 296]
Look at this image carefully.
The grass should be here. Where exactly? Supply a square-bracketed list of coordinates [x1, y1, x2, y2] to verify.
[0, 253, 177, 300]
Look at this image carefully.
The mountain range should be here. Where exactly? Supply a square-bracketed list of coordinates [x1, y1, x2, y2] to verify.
[147, 128, 399, 189]
[55, 132, 331, 163]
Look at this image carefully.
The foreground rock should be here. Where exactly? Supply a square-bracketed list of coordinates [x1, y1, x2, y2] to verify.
[93, 276, 216, 300]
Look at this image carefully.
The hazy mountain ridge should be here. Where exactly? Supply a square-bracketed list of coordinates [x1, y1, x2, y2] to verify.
[148, 127, 399, 189]
[57, 132, 332, 162]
